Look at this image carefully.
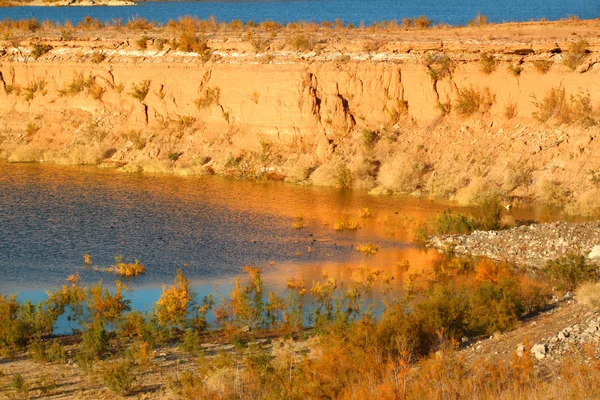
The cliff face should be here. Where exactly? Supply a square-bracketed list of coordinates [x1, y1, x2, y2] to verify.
[1, 20, 600, 212]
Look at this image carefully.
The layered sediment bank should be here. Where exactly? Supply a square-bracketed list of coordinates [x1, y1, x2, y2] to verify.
[1, 19, 599, 212]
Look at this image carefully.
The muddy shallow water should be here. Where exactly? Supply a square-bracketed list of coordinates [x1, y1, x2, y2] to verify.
[0, 162, 548, 308]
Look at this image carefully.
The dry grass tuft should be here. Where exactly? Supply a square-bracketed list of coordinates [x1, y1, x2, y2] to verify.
[575, 281, 600, 308]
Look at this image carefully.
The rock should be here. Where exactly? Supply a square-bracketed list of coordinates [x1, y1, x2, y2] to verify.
[588, 245, 600, 259]
[558, 331, 567, 340]
[531, 343, 547, 360]
[516, 343, 526, 357]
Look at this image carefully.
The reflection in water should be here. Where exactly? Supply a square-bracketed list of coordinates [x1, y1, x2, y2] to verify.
[0, 162, 543, 305]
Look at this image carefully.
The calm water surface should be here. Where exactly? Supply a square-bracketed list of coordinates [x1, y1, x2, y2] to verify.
[0, 162, 546, 312]
[1, 0, 598, 26]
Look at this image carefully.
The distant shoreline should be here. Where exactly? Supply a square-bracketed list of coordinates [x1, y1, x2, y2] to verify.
[3, 0, 136, 6]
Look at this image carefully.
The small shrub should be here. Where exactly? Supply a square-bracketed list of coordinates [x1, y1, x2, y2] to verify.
[537, 179, 568, 207]
[28, 335, 48, 361]
[589, 169, 600, 188]
[534, 88, 598, 127]
[334, 214, 360, 231]
[31, 42, 52, 59]
[291, 213, 305, 229]
[101, 359, 136, 396]
[361, 129, 378, 148]
[563, 40, 589, 71]
[11, 374, 29, 398]
[468, 12, 488, 27]
[122, 130, 146, 150]
[155, 269, 192, 329]
[130, 80, 151, 102]
[478, 196, 503, 231]
[80, 321, 109, 357]
[25, 122, 39, 136]
[168, 152, 181, 162]
[508, 63, 523, 76]
[455, 86, 495, 116]
[61, 29, 74, 41]
[155, 38, 167, 51]
[335, 163, 354, 189]
[22, 78, 46, 101]
[356, 243, 379, 255]
[479, 53, 497, 74]
[91, 51, 106, 63]
[289, 34, 315, 52]
[136, 34, 149, 50]
[504, 101, 517, 119]
[424, 52, 455, 82]
[359, 208, 372, 218]
[195, 87, 220, 109]
[377, 154, 427, 194]
[413, 15, 432, 29]
[111, 256, 146, 277]
[533, 87, 570, 124]
[58, 73, 95, 96]
[434, 210, 477, 234]
[533, 59, 552, 74]
[36, 374, 58, 396]
[47, 340, 66, 363]
[543, 253, 598, 291]
[88, 83, 105, 101]
[181, 329, 202, 356]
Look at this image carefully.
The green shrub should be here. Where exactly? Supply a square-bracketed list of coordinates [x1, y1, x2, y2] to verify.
[136, 34, 149, 50]
[543, 253, 598, 291]
[101, 359, 136, 396]
[80, 321, 109, 357]
[361, 129, 378, 148]
[479, 53, 497, 74]
[415, 283, 470, 341]
[22, 78, 46, 101]
[335, 163, 353, 189]
[434, 210, 477, 234]
[28, 335, 48, 361]
[47, 340, 66, 363]
[31, 42, 52, 59]
[424, 52, 455, 82]
[11, 374, 29, 398]
[168, 152, 181, 162]
[130, 80, 151, 102]
[455, 86, 495, 116]
[478, 196, 503, 231]
[181, 329, 202, 356]
[468, 280, 520, 334]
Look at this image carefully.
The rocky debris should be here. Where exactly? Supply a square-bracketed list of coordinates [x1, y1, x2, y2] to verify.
[531, 343, 547, 359]
[428, 221, 600, 269]
[538, 309, 600, 364]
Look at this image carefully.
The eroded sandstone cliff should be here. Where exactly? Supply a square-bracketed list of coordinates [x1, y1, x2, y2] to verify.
[1, 19, 599, 213]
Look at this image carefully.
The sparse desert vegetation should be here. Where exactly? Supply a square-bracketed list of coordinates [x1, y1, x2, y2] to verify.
[1, 247, 598, 398]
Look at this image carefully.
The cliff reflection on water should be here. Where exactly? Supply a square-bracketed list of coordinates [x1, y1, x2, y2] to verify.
[0, 162, 537, 305]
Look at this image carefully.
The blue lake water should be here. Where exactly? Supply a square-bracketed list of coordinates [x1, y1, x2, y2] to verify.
[0, 162, 458, 295]
[1, 0, 598, 26]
